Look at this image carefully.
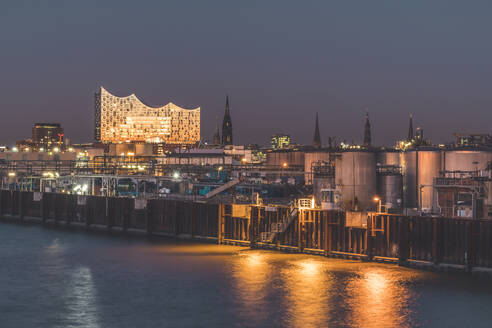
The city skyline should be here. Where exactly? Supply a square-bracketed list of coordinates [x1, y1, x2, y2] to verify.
[1, 1, 492, 146]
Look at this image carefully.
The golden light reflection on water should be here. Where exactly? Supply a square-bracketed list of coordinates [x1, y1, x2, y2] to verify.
[346, 268, 412, 328]
[230, 250, 419, 328]
[281, 258, 332, 328]
[231, 251, 272, 325]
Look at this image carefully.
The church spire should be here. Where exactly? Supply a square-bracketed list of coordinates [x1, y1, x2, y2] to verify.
[363, 110, 371, 147]
[213, 116, 220, 145]
[221, 94, 233, 145]
[225, 94, 230, 114]
[312, 112, 321, 149]
[408, 113, 414, 141]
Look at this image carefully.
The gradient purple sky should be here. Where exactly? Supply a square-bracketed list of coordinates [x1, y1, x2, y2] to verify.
[1, 0, 492, 146]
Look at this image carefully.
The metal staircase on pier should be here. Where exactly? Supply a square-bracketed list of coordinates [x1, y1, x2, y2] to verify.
[259, 207, 298, 243]
[203, 178, 241, 200]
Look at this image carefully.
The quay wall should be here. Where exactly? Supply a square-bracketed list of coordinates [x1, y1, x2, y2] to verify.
[1, 190, 492, 274]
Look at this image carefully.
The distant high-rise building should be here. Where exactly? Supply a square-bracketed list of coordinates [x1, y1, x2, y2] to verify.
[408, 114, 414, 141]
[312, 113, 321, 149]
[94, 87, 200, 144]
[213, 117, 221, 145]
[363, 111, 371, 147]
[271, 134, 291, 149]
[32, 123, 64, 146]
[221, 95, 233, 145]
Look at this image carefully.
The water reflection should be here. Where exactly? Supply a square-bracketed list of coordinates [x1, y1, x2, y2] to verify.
[281, 259, 332, 328]
[231, 251, 272, 325]
[5, 223, 492, 328]
[63, 266, 100, 328]
[346, 268, 413, 328]
[42, 238, 67, 275]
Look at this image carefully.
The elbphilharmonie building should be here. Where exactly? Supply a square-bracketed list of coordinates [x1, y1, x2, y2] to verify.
[94, 87, 200, 144]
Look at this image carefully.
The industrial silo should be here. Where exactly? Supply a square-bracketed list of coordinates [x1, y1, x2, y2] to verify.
[400, 150, 417, 209]
[304, 150, 332, 185]
[443, 149, 492, 172]
[417, 149, 442, 212]
[340, 151, 377, 211]
[376, 150, 401, 166]
[377, 166, 403, 210]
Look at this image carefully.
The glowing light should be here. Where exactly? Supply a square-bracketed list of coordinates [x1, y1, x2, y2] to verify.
[298, 260, 320, 277]
[96, 87, 200, 144]
[218, 166, 223, 171]
[8, 172, 16, 177]
[12, 147, 18, 152]
[373, 196, 380, 202]
[42, 171, 57, 178]
[173, 171, 180, 179]
[282, 162, 288, 168]
[53, 147, 60, 153]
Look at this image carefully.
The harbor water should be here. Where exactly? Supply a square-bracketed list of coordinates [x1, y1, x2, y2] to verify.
[1, 223, 491, 328]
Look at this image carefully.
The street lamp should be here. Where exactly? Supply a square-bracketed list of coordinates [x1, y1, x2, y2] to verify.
[373, 196, 381, 213]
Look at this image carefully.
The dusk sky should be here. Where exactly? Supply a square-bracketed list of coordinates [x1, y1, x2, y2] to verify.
[1, 0, 492, 146]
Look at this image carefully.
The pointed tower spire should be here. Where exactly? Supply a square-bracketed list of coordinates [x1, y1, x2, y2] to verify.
[312, 112, 321, 149]
[213, 116, 220, 145]
[408, 113, 414, 141]
[221, 94, 233, 145]
[363, 110, 371, 147]
[225, 95, 230, 114]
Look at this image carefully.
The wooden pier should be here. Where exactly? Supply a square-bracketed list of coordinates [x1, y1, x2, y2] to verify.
[1, 190, 492, 274]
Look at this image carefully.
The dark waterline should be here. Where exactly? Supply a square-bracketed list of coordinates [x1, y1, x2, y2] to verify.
[1, 223, 491, 328]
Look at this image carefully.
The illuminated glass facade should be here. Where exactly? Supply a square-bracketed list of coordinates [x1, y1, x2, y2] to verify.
[95, 87, 200, 144]
[271, 134, 291, 149]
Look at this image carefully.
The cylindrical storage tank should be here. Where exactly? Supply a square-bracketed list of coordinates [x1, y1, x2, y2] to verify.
[376, 150, 401, 166]
[377, 173, 403, 209]
[334, 154, 343, 186]
[340, 151, 377, 211]
[304, 151, 332, 185]
[443, 150, 492, 172]
[400, 150, 417, 209]
[417, 150, 441, 211]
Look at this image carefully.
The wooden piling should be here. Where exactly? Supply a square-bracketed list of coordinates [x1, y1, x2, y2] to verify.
[145, 201, 152, 236]
[18, 191, 24, 222]
[41, 193, 47, 224]
[366, 214, 373, 260]
[218, 204, 224, 244]
[398, 216, 409, 265]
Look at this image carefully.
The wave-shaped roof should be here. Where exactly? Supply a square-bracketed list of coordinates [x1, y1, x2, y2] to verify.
[100, 86, 200, 112]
